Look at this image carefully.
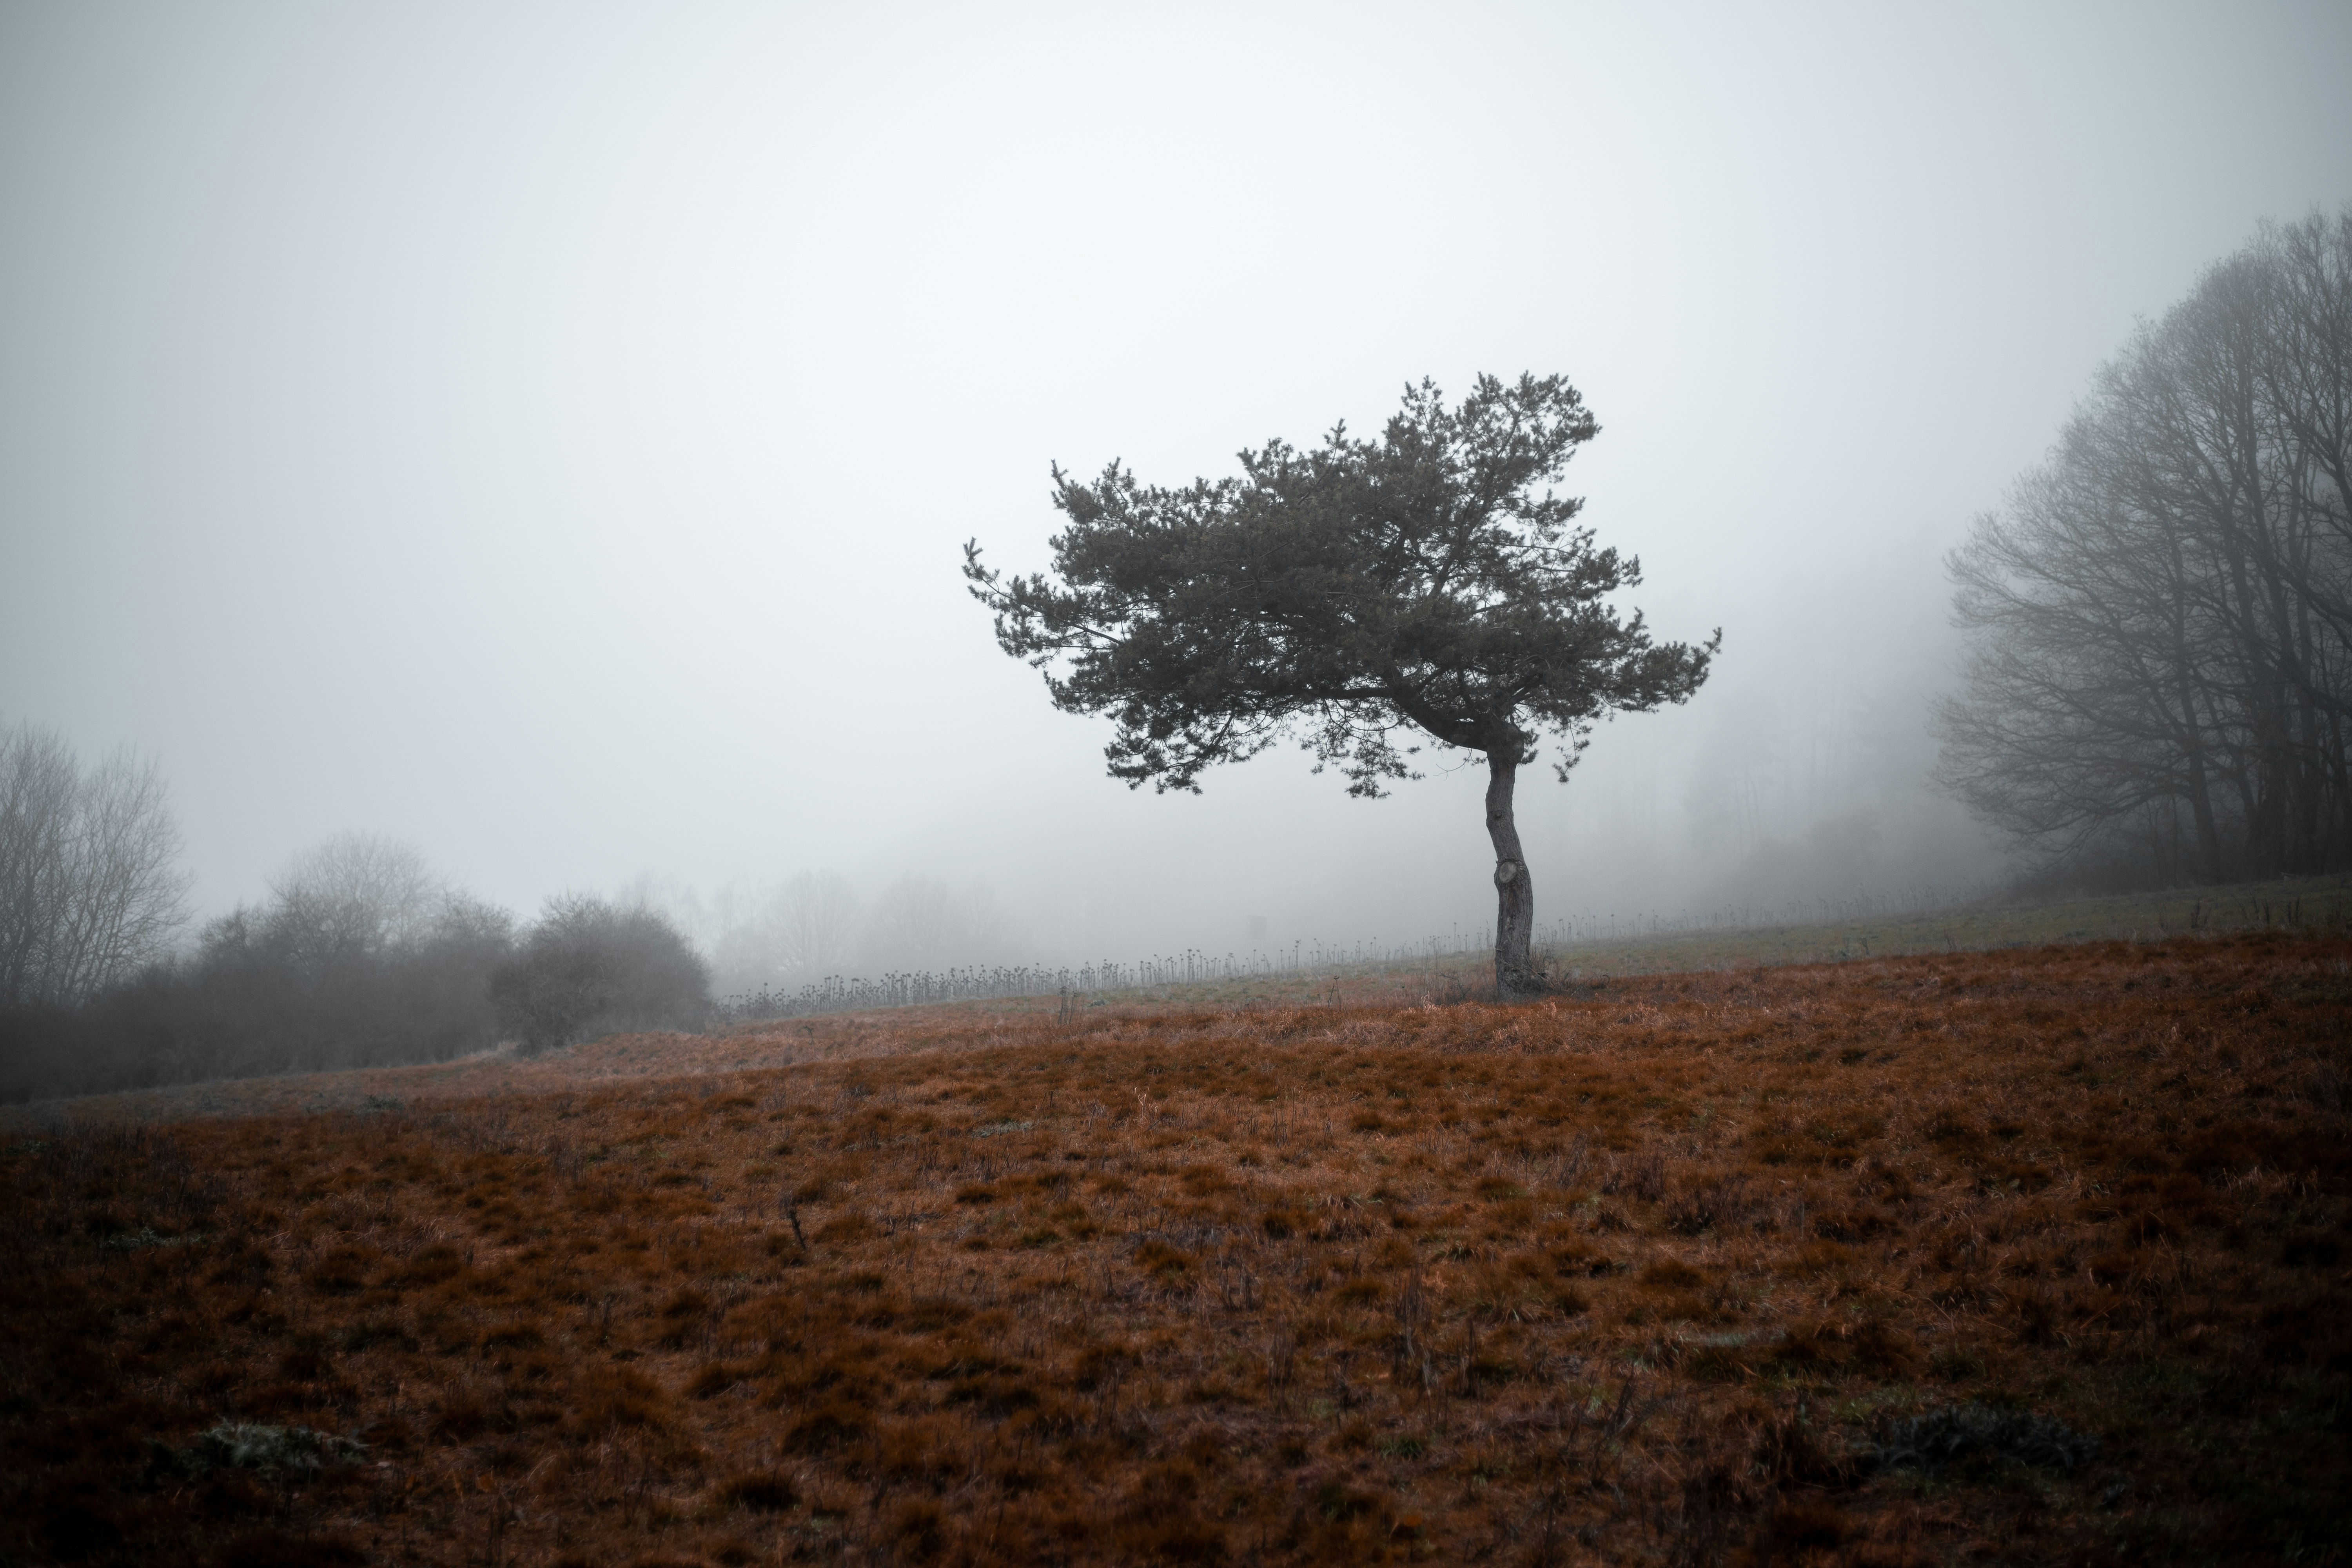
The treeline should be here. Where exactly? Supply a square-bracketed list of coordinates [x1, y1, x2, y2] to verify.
[0, 780, 710, 1102]
[1939, 209, 2352, 886]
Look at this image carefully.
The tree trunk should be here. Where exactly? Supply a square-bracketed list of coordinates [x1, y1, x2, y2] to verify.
[2178, 690, 2228, 883]
[1485, 754, 1538, 998]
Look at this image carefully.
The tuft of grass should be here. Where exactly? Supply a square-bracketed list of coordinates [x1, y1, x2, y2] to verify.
[154, 1422, 366, 1479]
[96, 1226, 207, 1252]
[1871, 1403, 2101, 1475]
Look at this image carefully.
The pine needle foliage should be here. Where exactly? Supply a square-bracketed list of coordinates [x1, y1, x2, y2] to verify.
[964, 373, 1718, 797]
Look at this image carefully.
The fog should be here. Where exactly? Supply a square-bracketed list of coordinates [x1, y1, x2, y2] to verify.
[5, 2, 2349, 983]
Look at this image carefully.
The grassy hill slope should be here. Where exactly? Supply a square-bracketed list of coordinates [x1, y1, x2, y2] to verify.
[4, 930, 2347, 1565]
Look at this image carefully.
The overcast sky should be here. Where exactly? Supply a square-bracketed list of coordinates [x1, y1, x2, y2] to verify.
[4, 1, 2348, 963]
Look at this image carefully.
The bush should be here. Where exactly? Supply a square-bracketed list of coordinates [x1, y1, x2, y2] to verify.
[490, 896, 708, 1053]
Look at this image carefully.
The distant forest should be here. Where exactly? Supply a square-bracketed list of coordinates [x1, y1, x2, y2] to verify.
[5, 209, 2350, 1101]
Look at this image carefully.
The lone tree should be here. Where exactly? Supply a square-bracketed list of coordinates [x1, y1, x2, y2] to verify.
[964, 374, 1718, 996]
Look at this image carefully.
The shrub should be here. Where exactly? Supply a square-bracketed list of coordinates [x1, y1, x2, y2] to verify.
[490, 895, 709, 1053]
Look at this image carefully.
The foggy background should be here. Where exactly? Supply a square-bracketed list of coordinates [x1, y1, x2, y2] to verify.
[5, 1, 2350, 988]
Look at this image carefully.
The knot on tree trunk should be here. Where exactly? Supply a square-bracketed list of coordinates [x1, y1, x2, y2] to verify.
[1493, 860, 1522, 887]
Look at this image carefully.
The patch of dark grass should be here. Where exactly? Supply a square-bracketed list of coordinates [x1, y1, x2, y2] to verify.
[1870, 1403, 2100, 1475]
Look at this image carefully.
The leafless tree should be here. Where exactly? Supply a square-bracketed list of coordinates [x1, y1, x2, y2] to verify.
[857, 877, 1017, 974]
[0, 722, 192, 1004]
[1938, 209, 2352, 882]
[265, 831, 443, 966]
[707, 869, 864, 989]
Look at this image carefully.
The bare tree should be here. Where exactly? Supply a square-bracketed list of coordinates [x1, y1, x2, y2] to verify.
[708, 870, 863, 988]
[0, 722, 191, 1004]
[266, 831, 442, 965]
[855, 877, 1015, 974]
[1938, 209, 2352, 883]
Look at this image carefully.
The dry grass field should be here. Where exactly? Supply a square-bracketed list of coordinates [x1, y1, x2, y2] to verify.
[4, 931, 2348, 1566]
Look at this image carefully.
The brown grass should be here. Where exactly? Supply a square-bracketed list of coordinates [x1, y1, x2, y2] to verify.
[3, 932, 2347, 1565]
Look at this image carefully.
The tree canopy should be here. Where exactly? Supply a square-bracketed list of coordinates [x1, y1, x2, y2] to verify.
[965, 374, 1715, 795]
[965, 373, 1717, 993]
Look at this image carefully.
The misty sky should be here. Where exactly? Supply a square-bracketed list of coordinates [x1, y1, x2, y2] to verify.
[4, 2, 2349, 965]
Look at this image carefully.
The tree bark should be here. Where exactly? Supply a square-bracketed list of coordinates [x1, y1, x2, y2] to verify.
[1485, 753, 1538, 998]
